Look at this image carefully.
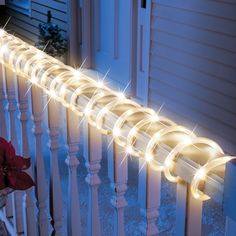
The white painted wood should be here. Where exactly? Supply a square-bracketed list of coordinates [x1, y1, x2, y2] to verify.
[149, 0, 236, 152]
[108, 138, 127, 236]
[5, 67, 24, 234]
[91, 0, 133, 90]
[1, 66, 13, 219]
[139, 163, 161, 236]
[176, 182, 203, 236]
[65, 109, 82, 236]
[84, 122, 102, 236]
[0, 64, 7, 139]
[225, 217, 236, 236]
[136, 0, 151, 104]
[48, 100, 64, 236]
[31, 85, 49, 236]
[17, 75, 37, 236]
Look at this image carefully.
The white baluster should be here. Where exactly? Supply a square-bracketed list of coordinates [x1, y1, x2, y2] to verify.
[84, 122, 102, 236]
[139, 160, 161, 235]
[5, 67, 24, 234]
[225, 217, 236, 236]
[0, 64, 7, 139]
[176, 182, 203, 236]
[1, 65, 13, 219]
[48, 100, 64, 236]
[17, 76, 37, 236]
[31, 86, 49, 235]
[65, 109, 82, 236]
[107, 138, 128, 236]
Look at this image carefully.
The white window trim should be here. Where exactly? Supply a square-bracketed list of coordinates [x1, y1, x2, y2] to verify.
[6, 0, 31, 16]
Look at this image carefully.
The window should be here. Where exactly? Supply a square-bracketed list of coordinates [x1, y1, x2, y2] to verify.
[6, 0, 31, 16]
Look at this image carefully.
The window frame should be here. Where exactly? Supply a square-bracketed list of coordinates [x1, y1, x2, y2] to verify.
[6, 0, 31, 16]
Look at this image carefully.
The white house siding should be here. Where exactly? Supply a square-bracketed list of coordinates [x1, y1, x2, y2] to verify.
[6, 0, 67, 44]
[149, 0, 236, 153]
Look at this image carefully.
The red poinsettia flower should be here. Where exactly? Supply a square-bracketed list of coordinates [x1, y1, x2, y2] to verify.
[0, 137, 35, 190]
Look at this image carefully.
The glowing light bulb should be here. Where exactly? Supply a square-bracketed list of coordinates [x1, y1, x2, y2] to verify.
[165, 159, 173, 168]
[113, 128, 121, 137]
[0, 29, 5, 37]
[50, 90, 57, 98]
[126, 146, 133, 154]
[36, 52, 44, 60]
[1, 45, 8, 54]
[150, 114, 159, 122]
[60, 85, 66, 96]
[117, 92, 125, 100]
[102, 107, 109, 114]
[145, 153, 153, 162]
[195, 169, 206, 180]
[74, 70, 81, 79]
[129, 128, 137, 137]
[182, 137, 192, 145]
[31, 76, 38, 84]
[84, 107, 91, 115]
[97, 80, 104, 88]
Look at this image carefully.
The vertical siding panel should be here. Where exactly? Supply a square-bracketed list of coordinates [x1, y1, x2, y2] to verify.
[149, 0, 236, 152]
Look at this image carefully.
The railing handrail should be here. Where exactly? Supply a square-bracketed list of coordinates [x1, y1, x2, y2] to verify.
[0, 28, 235, 206]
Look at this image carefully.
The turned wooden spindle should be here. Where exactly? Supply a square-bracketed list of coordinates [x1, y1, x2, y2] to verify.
[0, 64, 7, 139]
[31, 86, 49, 235]
[5, 67, 24, 233]
[176, 182, 203, 236]
[107, 138, 128, 236]
[65, 109, 82, 236]
[139, 160, 161, 236]
[17, 76, 37, 236]
[48, 100, 64, 236]
[84, 122, 102, 236]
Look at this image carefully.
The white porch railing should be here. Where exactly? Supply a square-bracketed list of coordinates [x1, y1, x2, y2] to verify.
[0, 29, 236, 236]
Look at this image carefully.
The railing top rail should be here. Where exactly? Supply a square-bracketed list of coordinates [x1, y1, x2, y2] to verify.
[0, 29, 235, 204]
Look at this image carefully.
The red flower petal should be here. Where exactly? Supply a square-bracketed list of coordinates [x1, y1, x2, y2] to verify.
[6, 141, 16, 163]
[0, 173, 7, 190]
[8, 171, 35, 190]
[9, 156, 31, 170]
[0, 137, 8, 164]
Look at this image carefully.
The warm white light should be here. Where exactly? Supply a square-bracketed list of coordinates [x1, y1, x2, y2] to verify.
[195, 169, 206, 180]
[145, 153, 153, 162]
[165, 159, 173, 168]
[0, 29, 5, 37]
[74, 70, 81, 79]
[31, 76, 38, 84]
[113, 128, 121, 137]
[0, 45, 8, 54]
[50, 90, 57, 98]
[60, 85, 66, 96]
[36, 52, 44, 60]
[1, 29, 236, 203]
[97, 80, 104, 88]
[182, 137, 192, 145]
[150, 115, 159, 122]
[126, 146, 133, 154]
[84, 107, 91, 116]
[117, 92, 125, 100]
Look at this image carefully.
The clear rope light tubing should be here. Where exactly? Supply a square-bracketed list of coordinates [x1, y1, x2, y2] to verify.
[0, 29, 235, 201]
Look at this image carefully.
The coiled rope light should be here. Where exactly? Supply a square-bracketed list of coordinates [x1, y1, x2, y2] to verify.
[0, 29, 235, 201]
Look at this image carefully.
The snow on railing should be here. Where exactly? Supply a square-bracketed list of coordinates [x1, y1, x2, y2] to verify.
[0, 29, 236, 235]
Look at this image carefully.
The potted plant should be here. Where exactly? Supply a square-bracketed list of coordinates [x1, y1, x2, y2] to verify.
[35, 11, 67, 62]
